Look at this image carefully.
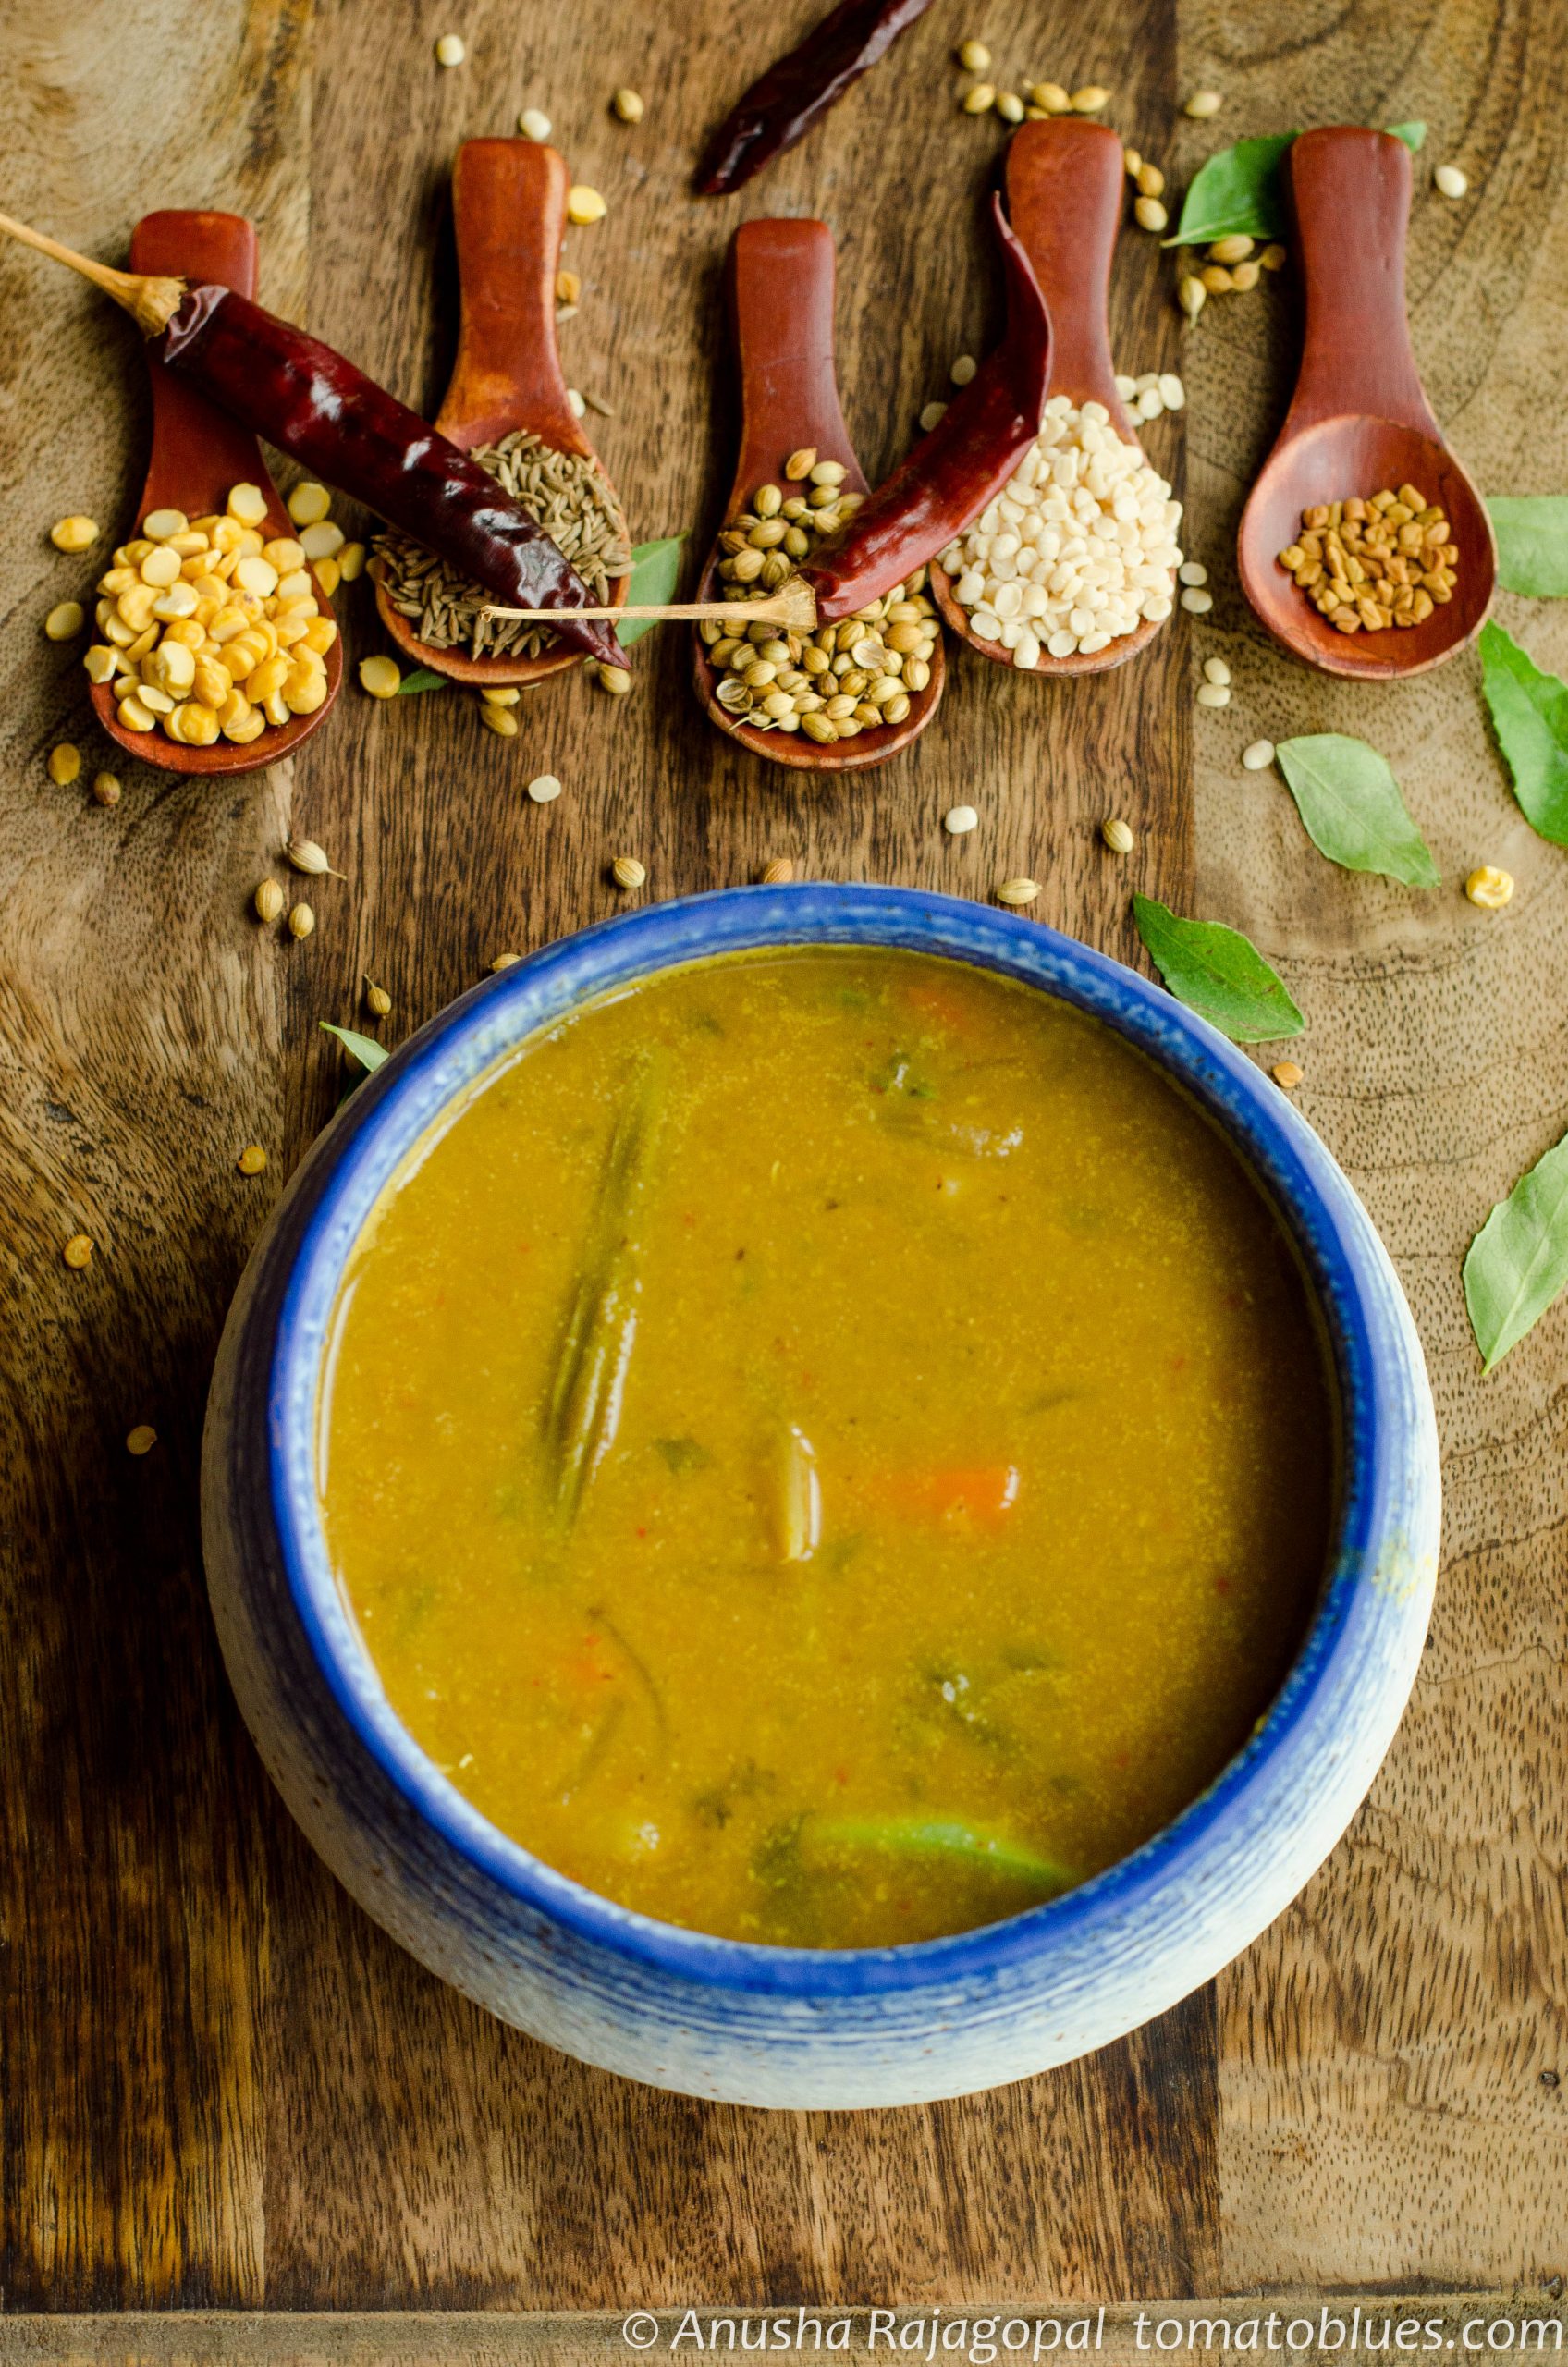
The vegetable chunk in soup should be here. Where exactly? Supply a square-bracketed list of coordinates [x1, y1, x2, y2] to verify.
[321, 947, 1336, 1948]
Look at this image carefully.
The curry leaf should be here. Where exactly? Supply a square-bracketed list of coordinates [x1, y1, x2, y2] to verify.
[1479, 619, 1568, 844]
[1386, 120, 1427, 150]
[1166, 132, 1295, 246]
[808, 1817, 1072, 1895]
[1464, 1128, 1568, 1372]
[1488, 497, 1568, 597]
[1133, 896, 1305, 1042]
[1275, 733, 1440, 886]
[319, 1021, 389, 1073]
[396, 668, 449, 694]
[615, 536, 686, 646]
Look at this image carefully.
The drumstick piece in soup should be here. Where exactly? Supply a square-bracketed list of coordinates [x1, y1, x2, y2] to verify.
[321, 946, 1336, 1948]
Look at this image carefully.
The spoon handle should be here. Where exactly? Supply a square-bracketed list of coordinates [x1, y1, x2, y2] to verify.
[441, 138, 584, 457]
[1284, 128, 1439, 440]
[728, 219, 867, 501]
[1006, 119, 1134, 430]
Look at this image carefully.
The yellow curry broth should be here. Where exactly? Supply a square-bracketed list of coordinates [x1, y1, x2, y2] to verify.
[321, 947, 1335, 1948]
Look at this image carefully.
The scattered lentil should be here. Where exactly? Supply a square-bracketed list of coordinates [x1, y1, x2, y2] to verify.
[950, 353, 978, 386]
[288, 901, 315, 939]
[957, 38, 992, 70]
[995, 877, 1040, 906]
[567, 185, 606, 225]
[1242, 738, 1276, 771]
[92, 770, 121, 806]
[51, 514, 99, 553]
[1465, 865, 1513, 909]
[45, 600, 85, 640]
[1435, 164, 1468, 199]
[612, 86, 644, 122]
[1270, 1061, 1304, 1091]
[253, 878, 286, 922]
[1101, 816, 1135, 854]
[47, 742, 81, 785]
[238, 1144, 268, 1175]
[1183, 89, 1222, 117]
[611, 854, 646, 889]
[63, 1233, 93, 1269]
[1202, 656, 1230, 685]
[527, 772, 564, 803]
[126, 1425, 158, 1456]
[434, 32, 465, 66]
[944, 804, 979, 835]
[519, 107, 552, 141]
[1180, 586, 1214, 614]
[1277, 488, 1458, 634]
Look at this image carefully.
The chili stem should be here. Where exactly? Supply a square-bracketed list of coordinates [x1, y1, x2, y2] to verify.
[0, 208, 184, 336]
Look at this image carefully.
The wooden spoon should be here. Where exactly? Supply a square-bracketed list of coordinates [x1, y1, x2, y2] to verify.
[1237, 127, 1495, 679]
[930, 118, 1164, 679]
[374, 139, 630, 690]
[692, 216, 944, 774]
[89, 210, 342, 777]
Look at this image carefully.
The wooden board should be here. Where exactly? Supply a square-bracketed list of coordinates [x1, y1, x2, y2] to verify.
[0, 0, 1564, 2324]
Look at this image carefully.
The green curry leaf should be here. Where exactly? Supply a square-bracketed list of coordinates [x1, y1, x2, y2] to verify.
[320, 1021, 389, 1073]
[1488, 497, 1568, 597]
[615, 536, 686, 646]
[395, 667, 450, 694]
[1166, 132, 1295, 246]
[1464, 1127, 1568, 1372]
[1386, 120, 1427, 151]
[808, 1817, 1072, 1895]
[1275, 733, 1440, 886]
[1133, 896, 1305, 1043]
[1479, 619, 1568, 844]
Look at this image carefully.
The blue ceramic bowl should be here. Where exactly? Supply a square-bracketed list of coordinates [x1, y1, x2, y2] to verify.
[202, 885, 1439, 2107]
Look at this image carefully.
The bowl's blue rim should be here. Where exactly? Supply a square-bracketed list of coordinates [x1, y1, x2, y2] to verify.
[268, 883, 1397, 2000]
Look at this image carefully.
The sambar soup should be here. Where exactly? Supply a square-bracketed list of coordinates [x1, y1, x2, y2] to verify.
[320, 946, 1336, 1949]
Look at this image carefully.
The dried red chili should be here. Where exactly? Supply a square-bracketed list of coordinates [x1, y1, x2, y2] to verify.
[801, 199, 1052, 622]
[695, 0, 938, 194]
[154, 285, 625, 668]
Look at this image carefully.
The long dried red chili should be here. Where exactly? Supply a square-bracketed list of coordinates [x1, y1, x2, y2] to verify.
[695, 0, 937, 194]
[155, 285, 625, 668]
[801, 199, 1052, 622]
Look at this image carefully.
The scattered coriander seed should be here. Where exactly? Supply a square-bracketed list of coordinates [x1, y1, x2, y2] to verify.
[526, 772, 563, 803]
[288, 901, 315, 939]
[759, 857, 796, 884]
[519, 106, 552, 140]
[63, 1233, 93, 1269]
[962, 81, 997, 113]
[92, 770, 121, 807]
[1194, 681, 1231, 706]
[944, 803, 979, 835]
[45, 600, 85, 640]
[1180, 586, 1214, 614]
[612, 86, 644, 122]
[1178, 559, 1208, 585]
[1208, 233, 1255, 264]
[47, 742, 81, 786]
[126, 1425, 158, 1456]
[1031, 80, 1071, 112]
[1242, 739, 1276, 771]
[1259, 242, 1287, 271]
[567, 185, 607, 225]
[1231, 260, 1262, 290]
[359, 654, 401, 698]
[490, 952, 522, 972]
[611, 854, 647, 890]
[1200, 264, 1234, 294]
[1178, 276, 1207, 322]
[1184, 89, 1222, 117]
[1202, 656, 1231, 685]
[1071, 85, 1109, 112]
[51, 514, 99, 553]
[253, 878, 285, 922]
[996, 91, 1025, 124]
[1101, 816, 1135, 854]
[957, 38, 992, 70]
[784, 448, 817, 481]
[920, 400, 949, 432]
[1137, 162, 1166, 199]
[950, 353, 978, 386]
[596, 664, 632, 695]
[364, 976, 393, 1017]
[996, 877, 1040, 907]
[237, 1144, 268, 1176]
[1134, 195, 1169, 234]
[1270, 1061, 1304, 1091]
[1435, 164, 1468, 199]
[1465, 865, 1513, 909]
[434, 32, 465, 66]
[285, 837, 343, 877]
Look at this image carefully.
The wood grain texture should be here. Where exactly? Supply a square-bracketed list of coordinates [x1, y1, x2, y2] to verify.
[0, 0, 1562, 2322]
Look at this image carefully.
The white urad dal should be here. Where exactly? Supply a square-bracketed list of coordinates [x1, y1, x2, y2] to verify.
[939, 395, 1184, 666]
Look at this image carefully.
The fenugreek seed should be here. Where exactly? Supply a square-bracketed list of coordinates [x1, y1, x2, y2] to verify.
[45, 600, 85, 640]
[944, 804, 979, 835]
[47, 742, 81, 786]
[784, 448, 817, 481]
[1101, 816, 1135, 853]
[520, 106, 552, 140]
[1208, 234, 1255, 264]
[1178, 275, 1207, 321]
[759, 857, 795, 884]
[238, 1144, 268, 1175]
[567, 187, 607, 226]
[962, 81, 997, 113]
[1465, 865, 1513, 910]
[253, 878, 286, 922]
[126, 1425, 157, 1456]
[285, 837, 343, 877]
[611, 854, 646, 890]
[612, 86, 644, 122]
[1071, 85, 1109, 112]
[996, 877, 1040, 907]
[365, 977, 393, 1017]
[1134, 195, 1169, 234]
[1435, 164, 1468, 199]
[1184, 89, 1222, 117]
[63, 1233, 93, 1269]
[92, 771, 121, 806]
[1270, 1061, 1304, 1091]
[957, 38, 991, 69]
[1242, 739, 1276, 771]
[434, 32, 465, 66]
[596, 664, 632, 695]
[288, 902, 315, 939]
[51, 514, 99, 553]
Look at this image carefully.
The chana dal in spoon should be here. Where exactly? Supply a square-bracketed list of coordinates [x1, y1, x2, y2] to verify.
[321, 948, 1335, 1949]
